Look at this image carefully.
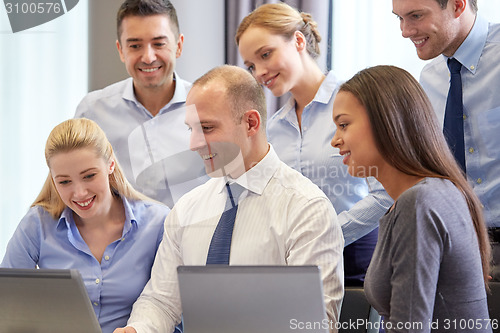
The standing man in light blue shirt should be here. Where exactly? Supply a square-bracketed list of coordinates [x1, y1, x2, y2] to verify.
[393, 0, 500, 279]
[75, 0, 207, 209]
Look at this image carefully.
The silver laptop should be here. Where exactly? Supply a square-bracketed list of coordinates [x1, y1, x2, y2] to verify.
[177, 265, 329, 333]
[0, 268, 102, 333]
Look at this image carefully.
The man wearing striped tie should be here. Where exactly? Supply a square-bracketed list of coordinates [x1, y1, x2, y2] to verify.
[114, 65, 344, 333]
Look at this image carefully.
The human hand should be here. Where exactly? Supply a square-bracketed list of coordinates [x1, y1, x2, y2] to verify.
[113, 327, 137, 333]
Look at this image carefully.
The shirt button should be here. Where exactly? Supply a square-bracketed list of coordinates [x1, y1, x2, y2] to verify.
[95, 278, 100, 284]
[477, 178, 482, 184]
[121, 237, 125, 241]
[469, 147, 474, 154]
[463, 115, 467, 120]
[93, 302, 98, 306]
[470, 65, 475, 70]
[104, 255, 110, 261]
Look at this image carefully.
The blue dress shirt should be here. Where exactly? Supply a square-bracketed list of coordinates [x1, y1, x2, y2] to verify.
[267, 71, 393, 245]
[420, 16, 500, 227]
[75, 74, 208, 209]
[1, 196, 169, 333]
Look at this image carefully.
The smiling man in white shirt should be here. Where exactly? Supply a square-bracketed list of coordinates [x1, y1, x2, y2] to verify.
[113, 65, 344, 333]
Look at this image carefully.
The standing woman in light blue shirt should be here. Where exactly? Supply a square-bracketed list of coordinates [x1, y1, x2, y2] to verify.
[236, 3, 393, 286]
[1, 118, 169, 333]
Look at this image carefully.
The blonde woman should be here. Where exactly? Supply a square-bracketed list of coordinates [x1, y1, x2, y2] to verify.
[236, 3, 393, 286]
[1, 118, 170, 333]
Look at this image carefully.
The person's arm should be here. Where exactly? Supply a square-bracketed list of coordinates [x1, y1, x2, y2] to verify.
[115, 209, 183, 333]
[286, 196, 344, 331]
[339, 176, 393, 245]
[1, 207, 42, 268]
[384, 196, 443, 333]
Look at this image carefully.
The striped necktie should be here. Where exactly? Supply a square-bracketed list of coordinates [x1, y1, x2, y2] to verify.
[206, 182, 245, 265]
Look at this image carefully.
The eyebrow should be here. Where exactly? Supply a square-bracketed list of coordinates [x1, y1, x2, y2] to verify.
[392, 9, 420, 17]
[184, 120, 214, 127]
[53, 168, 97, 179]
[243, 45, 268, 67]
[125, 35, 168, 43]
[253, 45, 266, 56]
[333, 113, 346, 122]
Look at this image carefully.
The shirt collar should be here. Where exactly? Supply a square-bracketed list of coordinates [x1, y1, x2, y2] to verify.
[451, 15, 488, 74]
[122, 77, 137, 104]
[122, 72, 188, 111]
[121, 195, 139, 233]
[57, 207, 74, 230]
[214, 144, 280, 196]
[274, 70, 339, 121]
[168, 72, 189, 107]
[314, 70, 340, 104]
[56, 195, 138, 233]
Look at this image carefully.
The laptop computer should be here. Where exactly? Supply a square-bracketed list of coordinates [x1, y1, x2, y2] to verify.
[0, 268, 102, 333]
[177, 265, 329, 333]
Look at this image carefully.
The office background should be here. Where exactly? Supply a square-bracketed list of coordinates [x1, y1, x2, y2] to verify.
[1, 0, 499, 258]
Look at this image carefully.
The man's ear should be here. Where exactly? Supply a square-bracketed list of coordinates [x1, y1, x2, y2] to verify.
[176, 34, 184, 58]
[452, 0, 467, 17]
[244, 110, 262, 137]
[116, 40, 125, 63]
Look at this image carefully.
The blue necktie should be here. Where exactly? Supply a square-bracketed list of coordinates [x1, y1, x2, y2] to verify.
[443, 57, 466, 172]
[206, 183, 244, 265]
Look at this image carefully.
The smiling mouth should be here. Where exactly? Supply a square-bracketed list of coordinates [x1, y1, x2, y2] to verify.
[74, 196, 95, 207]
[263, 74, 278, 88]
[140, 67, 161, 73]
[412, 37, 428, 46]
[201, 153, 217, 160]
[341, 152, 351, 164]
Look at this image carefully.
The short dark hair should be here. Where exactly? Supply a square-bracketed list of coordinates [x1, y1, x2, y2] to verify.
[434, 0, 477, 13]
[116, 0, 180, 42]
[193, 65, 267, 126]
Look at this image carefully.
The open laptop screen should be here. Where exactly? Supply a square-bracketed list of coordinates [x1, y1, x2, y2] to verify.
[0, 268, 102, 333]
[177, 265, 329, 333]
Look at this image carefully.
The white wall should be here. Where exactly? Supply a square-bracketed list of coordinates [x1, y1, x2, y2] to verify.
[332, 0, 500, 82]
[171, 0, 225, 82]
[0, 3, 88, 259]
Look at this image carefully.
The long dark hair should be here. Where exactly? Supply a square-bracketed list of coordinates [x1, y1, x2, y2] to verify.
[340, 65, 490, 286]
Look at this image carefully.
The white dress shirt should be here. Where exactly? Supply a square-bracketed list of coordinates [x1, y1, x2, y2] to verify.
[127, 145, 344, 333]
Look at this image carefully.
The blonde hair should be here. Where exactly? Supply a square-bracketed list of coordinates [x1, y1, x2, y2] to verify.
[32, 118, 151, 219]
[235, 3, 321, 59]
